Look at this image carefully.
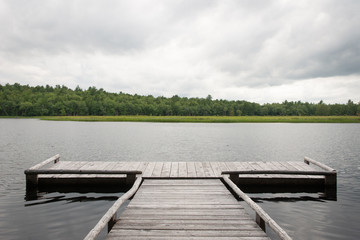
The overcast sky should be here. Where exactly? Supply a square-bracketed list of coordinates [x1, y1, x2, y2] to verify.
[0, 0, 359, 103]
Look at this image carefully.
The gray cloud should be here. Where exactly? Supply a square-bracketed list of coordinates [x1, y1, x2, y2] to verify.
[0, 0, 359, 103]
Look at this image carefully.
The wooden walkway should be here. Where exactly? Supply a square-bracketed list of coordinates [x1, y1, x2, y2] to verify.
[107, 179, 269, 240]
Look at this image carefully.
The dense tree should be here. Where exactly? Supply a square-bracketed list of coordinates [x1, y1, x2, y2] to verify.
[0, 83, 359, 117]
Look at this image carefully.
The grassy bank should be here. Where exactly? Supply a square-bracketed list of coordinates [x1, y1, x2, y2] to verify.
[35, 115, 360, 123]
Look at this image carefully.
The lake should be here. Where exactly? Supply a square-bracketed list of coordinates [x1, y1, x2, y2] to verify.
[0, 119, 359, 239]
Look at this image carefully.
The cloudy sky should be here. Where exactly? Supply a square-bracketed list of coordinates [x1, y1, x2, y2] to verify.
[0, 0, 359, 103]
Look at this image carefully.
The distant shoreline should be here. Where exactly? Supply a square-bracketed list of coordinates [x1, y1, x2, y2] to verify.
[3, 115, 358, 123]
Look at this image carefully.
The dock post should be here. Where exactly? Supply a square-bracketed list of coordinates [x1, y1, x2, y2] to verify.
[229, 173, 239, 185]
[304, 157, 337, 200]
[25, 173, 38, 200]
[126, 173, 136, 185]
[108, 213, 116, 233]
[256, 213, 266, 232]
[324, 172, 337, 200]
[325, 172, 337, 186]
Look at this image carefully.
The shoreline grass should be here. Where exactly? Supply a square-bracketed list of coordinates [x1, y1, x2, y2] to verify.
[27, 115, 360, 123]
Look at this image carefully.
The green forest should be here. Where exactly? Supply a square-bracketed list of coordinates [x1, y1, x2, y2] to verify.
[0, 83, 359, 117]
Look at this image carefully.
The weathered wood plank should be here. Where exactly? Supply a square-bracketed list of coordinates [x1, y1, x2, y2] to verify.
[99, 162, 125, 178]
[143, 162, 156, 177]
[194, 162, 205, 177]
[42, 161, 78, 179]
[137, 161, 149, 172]
[94, 162, 116, 177]
[48, 161, 72, 170]
[248, 161, 263, 171]
[128, 161, 141, 171]
[129, 202, 241, 207]
[120, 209, 249, 216]
[160, 162, 171, 177]
[232, 162, 245, 171]
[186, 162, 197, 178]
[142, 179, 222, 185]
[217, 162, 229, 173]
[50, 161, 88, 179]
[115, 219, 257, 225]
[118, 214, 252, 220]
[261, 161, 283, 179]
[209, 162, 222, 176]
[107, 237, 269, 240]
[151, 162, 164, 177]
[113, 222, 259, 230]
[137, 188, 232, 192]
[170, 162, 179, 178]
[225, 162, 237, 172]
[178, 162, 187, 177]
[202, 162, 215, 177]
[128, 203, 243, 208]
[135, 191, 231, 195]
[132, 196, 236, 201]
[286, 161, 310, 179]
[108, 229, 268, 237]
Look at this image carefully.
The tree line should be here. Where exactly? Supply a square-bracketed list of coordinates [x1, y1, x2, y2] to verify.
[0, 83, 359, 116]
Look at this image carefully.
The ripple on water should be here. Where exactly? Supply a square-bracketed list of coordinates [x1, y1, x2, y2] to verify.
[1, 120, 359, 240]
[0, 190, 124, 240]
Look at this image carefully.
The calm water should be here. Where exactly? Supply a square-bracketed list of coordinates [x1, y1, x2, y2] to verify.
[0, 119, 359, 239]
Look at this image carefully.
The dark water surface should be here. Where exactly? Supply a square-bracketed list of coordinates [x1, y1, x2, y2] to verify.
[0, 119, 359, 239]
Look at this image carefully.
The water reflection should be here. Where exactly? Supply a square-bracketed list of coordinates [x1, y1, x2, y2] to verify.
[26, 185, 131, 201]
[251, 195, 326, 203]
[25, 194, 120, 207]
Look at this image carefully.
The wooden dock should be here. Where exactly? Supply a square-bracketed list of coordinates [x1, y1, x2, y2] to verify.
[25, 155, 337, 240]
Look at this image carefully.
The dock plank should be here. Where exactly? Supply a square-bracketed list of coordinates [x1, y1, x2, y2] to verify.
[186, 162, 197, 178]
[137, 162, 149, 172]
[202, 162, 215, 177]
[143, 162, 156, 177]
[209, 162, 222, 176]
[151, 162, 164, 177]
[170, 162, 179, 178]
[194, 162, 205, 177]
[179, 162, 187, 177]
[50, 161, 88, 179]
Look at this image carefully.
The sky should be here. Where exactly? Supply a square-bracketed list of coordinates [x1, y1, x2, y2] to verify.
[0, 0, 359, 104]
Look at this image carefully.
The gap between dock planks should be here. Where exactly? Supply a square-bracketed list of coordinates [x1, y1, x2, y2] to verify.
[106, 179, 269, 240]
